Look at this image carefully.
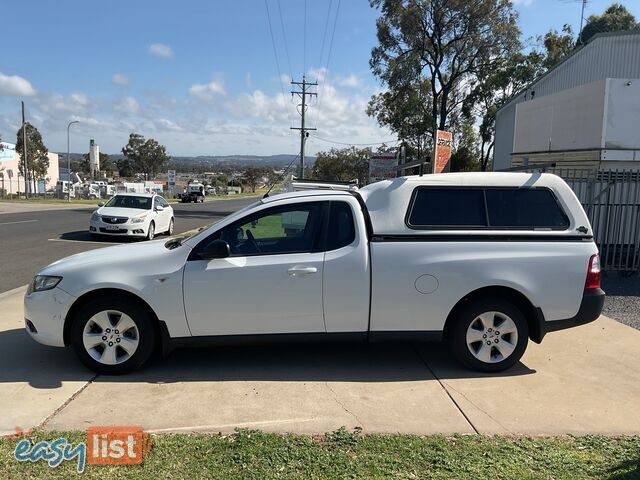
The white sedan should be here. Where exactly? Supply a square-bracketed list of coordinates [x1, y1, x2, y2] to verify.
[89, 193, 174, 240]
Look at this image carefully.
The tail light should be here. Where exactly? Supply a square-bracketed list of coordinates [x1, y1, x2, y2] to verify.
[585, 254, 601, 290]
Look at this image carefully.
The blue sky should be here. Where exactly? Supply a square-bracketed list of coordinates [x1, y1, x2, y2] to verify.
[0, 0, 638, 156]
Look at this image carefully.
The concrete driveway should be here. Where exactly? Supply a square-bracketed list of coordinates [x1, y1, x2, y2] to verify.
[1, 286, 639, 436]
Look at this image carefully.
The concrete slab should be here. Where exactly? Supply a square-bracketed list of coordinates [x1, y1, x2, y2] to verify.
[419, 317, 640, 435]
[44, 344, 473, 435]
[0, 287, 94, 436]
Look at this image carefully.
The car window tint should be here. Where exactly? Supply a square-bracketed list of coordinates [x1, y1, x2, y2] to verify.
[485, 188, 568, 228]
[326, 202, 356, 250]
[408, 188, 487, 227]
[217, 203, 323, 256]
[105, 195, 152, 210]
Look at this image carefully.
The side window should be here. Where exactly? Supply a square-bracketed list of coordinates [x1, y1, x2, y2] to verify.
[407, 188, 487, 227]
[213, 203, 324, 256]
[153, 197, 160, 209]
[485, 188, 569, 229]
[326, 202, 356, 251]
[160, 197, 170, 207]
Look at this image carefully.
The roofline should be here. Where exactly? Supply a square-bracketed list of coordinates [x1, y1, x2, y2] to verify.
[496, 29, 640, 117]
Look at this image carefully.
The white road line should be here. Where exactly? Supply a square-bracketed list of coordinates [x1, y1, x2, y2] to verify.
[47, 238, 107, 245]
[0, 219, 38, 226]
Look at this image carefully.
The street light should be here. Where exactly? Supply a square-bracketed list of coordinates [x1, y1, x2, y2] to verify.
[67, 120, 79, 202]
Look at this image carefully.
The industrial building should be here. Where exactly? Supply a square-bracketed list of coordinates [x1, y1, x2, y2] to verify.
[0, 141, 59, 195]
[493, 31, 640, 171]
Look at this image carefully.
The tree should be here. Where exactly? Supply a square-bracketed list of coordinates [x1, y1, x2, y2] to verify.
[312, 147, 371, 185]
[16, 122, 49, 193]
[463, 50, 544, 170]
[580, 3, 639, 45]
[241, 167, 267, 193]
[120, 133, 170, 180]
[369, 0, 520, 143]
[540, 24, 575, 69]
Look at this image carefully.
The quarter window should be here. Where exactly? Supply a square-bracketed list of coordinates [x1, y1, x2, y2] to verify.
[485, 189, 568, 228]
[326, 202, 356, 250]
[407, 188, 487, 227]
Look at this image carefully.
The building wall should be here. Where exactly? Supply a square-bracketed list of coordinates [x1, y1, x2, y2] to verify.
[0, 142, 59, 193]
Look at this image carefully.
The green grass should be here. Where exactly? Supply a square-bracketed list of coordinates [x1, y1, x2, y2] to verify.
[1, 429, 638, 479]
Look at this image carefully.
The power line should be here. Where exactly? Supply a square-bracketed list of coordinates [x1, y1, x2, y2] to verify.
[303, 0, 307, 75]
[309, 134, 399, 147]
[276, 0, 293, 79]
[313, 0, 341, 129]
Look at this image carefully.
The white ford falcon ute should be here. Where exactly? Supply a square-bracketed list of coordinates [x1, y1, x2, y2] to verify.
[25, 173, 604, 374]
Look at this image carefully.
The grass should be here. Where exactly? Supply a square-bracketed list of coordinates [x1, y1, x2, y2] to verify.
[1, 429, 638, 479]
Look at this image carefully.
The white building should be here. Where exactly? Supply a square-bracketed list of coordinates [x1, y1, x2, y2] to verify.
[0, 142, 60, 194]
[494, 31, 640, 170]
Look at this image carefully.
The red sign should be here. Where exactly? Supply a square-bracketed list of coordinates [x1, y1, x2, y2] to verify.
[434, 130, 452, 174]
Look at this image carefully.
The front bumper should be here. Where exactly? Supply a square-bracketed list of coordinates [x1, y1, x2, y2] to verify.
[530, 288, 606, 343]
[89, 219, 148, 237]
[24, 287, 76, 347]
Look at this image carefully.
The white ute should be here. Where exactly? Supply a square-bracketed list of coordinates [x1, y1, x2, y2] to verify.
[25, 173, 604, 374]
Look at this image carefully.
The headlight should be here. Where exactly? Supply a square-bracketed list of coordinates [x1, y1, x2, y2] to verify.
[91, 212, 100, 221]
[131, 215, 147, 224]
[27, 275, 62, 294]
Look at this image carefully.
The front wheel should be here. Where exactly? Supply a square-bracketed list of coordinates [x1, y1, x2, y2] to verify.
[70, 297, 156, 374]
[146, 221, 155, 240]
[166, 217, 174, 235]
[449, 298, 529, 372]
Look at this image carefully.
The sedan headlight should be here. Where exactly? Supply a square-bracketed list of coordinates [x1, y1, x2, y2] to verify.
[91, 212, 100, 221]
[131, 215, 147, 224]
[27, 275, 62, 294]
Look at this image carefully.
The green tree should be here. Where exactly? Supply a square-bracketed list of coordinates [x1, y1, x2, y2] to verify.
[540, 24, 575, 69]
[16, 122, 49, 193]
[312, 147, 371, 185]
[241, 167, 268, 193]
[120, 133, 170, 180]
[580, 3, 639, 45]
[369, 0, 520, 142]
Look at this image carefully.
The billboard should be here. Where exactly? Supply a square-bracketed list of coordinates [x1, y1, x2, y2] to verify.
[434, 130, 452, 173]
[167, 170, 176, 188]
[368, 153, 397, 184]
[0, 142, 16, 162]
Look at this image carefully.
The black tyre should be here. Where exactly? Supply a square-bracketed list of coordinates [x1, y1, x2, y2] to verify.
[166, 217, 174, 235]
[449, 298, 529, 372]
[70, 296, 156, 375]
[146, 221, 155, 240]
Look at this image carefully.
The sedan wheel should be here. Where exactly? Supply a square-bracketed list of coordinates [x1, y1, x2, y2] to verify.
[167, 217, 174, 235]
[146, 221, 155, 240]
[71, 296, 156, 374]
[450, 298, 528, 372]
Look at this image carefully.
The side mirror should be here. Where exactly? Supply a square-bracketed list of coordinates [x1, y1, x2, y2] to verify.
[98, 202, 105, 207]
[198, 239, 231, 260]
[155, 205, 165, 212]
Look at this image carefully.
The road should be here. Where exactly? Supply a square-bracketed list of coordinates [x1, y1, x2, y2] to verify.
[0, 197, 258, 293]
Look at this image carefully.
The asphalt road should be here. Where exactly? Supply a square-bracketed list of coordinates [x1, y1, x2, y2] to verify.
[0, 197, 258, 293]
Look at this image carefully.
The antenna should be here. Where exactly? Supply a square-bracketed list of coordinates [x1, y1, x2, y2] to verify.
[263, 153, 301, 198]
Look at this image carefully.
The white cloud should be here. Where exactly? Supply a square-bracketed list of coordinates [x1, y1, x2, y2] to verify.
[336, 74, 362, 88]
[0, 73, 37, 96]
[112, 74, 130, 86]
[188, 79, 226, 99]
[148, 43, 174, 59]
[155, 118, 183, 132]
[511, 0, 534, 5]
[307, 67, 327, 82]
[115, 96, 140, 114]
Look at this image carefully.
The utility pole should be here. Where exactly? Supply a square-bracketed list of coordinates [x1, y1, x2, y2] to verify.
[578, 0, 587, 46]
[21, 101, 29, 198]
[67, 121, 79, 202]
[290, 75, 317, 179]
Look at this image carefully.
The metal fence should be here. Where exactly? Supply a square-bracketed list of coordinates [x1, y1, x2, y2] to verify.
[541, 168, 640, 272]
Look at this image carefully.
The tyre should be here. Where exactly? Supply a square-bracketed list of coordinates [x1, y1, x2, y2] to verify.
[449, 298, 529, 372]
[70, 296, 157, 374]
[89, 233, 102, 241]
[166, 217, 174, 235]
[146, 221, 155, 241]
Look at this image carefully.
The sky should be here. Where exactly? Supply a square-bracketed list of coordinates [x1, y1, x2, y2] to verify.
[0, 0, 638, 157]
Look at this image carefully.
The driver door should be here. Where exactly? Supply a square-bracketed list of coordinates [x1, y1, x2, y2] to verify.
[183, 201, 327, 337]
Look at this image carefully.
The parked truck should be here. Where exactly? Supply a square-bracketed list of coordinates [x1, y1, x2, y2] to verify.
[25, 172, 604, 374]
[180, 183, 205, 203]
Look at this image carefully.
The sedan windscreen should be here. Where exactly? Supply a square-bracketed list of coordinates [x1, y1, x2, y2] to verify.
[105, 196, 152, 210]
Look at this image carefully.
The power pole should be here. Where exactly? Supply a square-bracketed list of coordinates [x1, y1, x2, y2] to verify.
[290, 75, 317, 179]
[21, 101, 29, 198]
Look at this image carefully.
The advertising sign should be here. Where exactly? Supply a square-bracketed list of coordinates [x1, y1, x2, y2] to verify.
[368, 153, 397, 184]
[167, 169, 176, 188]
[0, 142, 16, 162]
[433, 130, 452, 174]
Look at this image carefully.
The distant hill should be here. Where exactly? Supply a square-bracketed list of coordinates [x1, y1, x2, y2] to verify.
[58, 152, 314, 168]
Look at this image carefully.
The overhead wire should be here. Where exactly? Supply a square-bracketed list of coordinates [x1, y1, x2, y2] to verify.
[276, 0, 293, 80]
[310, 134, 399, 147]
[313, 0, 341, 130]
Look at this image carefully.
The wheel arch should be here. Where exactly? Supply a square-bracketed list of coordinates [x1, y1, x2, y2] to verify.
[63, 288, 161, 347]
[443, 286, 543, 343]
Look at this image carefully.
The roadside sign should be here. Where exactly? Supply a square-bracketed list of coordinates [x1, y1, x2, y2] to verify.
[368, 153, 397, 184]
[167, 170, 176, 188]
[434, 130, 452, 173]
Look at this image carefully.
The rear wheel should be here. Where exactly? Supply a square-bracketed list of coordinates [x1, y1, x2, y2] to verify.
[70, 296, 156, 374]
[449, 298, 529, 372]
[166, 217, 174, 235]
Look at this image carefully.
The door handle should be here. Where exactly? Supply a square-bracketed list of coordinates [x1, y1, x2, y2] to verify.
[287, 266, 318, 276]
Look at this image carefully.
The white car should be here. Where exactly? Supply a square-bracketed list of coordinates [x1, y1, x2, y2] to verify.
[26, 173, 604, 374]
[89, 193, 174, 241]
